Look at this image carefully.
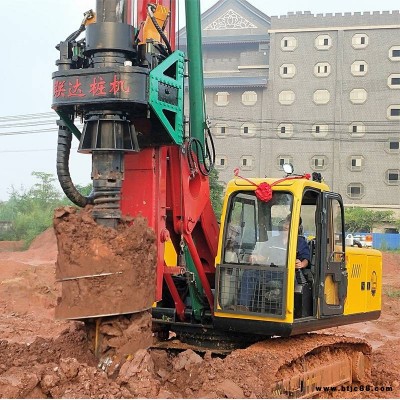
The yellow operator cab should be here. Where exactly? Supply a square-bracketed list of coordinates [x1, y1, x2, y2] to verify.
[214, 168, 382, 337]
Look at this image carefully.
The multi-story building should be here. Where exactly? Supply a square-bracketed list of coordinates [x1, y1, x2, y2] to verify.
[178, 0, 400, 214]
[268, 10, 400, 210]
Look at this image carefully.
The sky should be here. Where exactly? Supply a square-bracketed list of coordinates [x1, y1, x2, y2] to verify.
[1, 0, 400, 200]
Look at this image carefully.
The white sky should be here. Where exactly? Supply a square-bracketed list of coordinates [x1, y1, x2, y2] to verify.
[0, 0, 399, 200]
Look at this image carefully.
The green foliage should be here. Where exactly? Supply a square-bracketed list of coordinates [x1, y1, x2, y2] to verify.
[73, 183, 93, 198]
[386, 287, 400, 298]
[344, 207, 395, 233]
[209, 168, 224, 220]
[0, 172, 91, 246]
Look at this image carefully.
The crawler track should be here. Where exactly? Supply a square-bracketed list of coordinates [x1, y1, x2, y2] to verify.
[224, 333, 371, 398]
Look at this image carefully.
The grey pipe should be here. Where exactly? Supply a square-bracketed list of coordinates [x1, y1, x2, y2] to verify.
[96, 0, 127, 23]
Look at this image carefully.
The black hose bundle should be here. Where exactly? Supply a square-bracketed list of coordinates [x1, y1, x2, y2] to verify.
[56, 120, 92, 207]
[187, 126, 216, 176]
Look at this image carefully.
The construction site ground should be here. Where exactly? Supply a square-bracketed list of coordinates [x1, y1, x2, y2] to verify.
[0, 228, 399, 399]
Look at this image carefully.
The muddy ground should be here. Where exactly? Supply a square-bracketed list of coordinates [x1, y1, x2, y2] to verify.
[0, 228, 399, 398]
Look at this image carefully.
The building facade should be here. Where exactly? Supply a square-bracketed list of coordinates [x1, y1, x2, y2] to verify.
[178, 1, 400, 211]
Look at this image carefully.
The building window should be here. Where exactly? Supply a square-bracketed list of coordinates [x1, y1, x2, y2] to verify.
[388, 74, 400, 88]
[277, 123, 293, 137]
[350, 88, 367, 104]
[349, 122, 366, 137]
[241, 123, 256, 136]
[279, 90, 295, 105]
[385, 169, 400, 185]
[314, 62, 331, 77]
[352, 33, 369, 49]
[387, 139, 400, 153]
[214, 92, 229, 106]
[315, 34, 332, 50]
[281, 36, 297, 51]
[389, 46, 400, 61]
[280, 63, 296, 78]
[349, 156, 364, 171]
[313, 90, 330, 105]
[387, 105, 400, 120]
[311, 124, 329, 137]
[277, 156, 293, 170]
[241, 156, 255, 171]
[351, 61, 368, 76]
[311, 155, 328, 171]
[216, 156, 227, 170]
[347, 183, 365, 199]
[214, 123, 228, 137]
[241, 91, 257, 106]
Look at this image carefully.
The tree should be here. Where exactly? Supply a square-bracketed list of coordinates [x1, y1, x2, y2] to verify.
[73, 183, 93, 197]
[30, 172, 60, 204]
[209, 168, 224, 220]
[344, 207, 395, 233]
[0, 172, 92, 245]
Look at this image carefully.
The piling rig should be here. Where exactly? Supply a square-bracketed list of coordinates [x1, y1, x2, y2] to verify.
[52, 1, 382, 397]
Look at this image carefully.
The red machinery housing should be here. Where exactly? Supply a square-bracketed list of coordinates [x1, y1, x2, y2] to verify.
[52, 0, 219, 324]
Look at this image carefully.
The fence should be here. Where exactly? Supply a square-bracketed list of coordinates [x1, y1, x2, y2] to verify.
[372, 233, 400, 250]
[349, 232, 400, 250]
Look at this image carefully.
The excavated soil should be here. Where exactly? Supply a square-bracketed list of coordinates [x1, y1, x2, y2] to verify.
[54, 206, 157, 320]
[0, 225, 399, 398]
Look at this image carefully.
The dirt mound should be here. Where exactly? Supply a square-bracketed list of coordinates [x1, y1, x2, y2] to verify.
[0, 226, 399, 398]
[0, 228, 57, 266]
[29, 227, 57, 252]
[0, 241, 24, 252]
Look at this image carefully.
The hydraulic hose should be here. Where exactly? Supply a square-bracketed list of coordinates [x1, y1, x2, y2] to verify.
[56, 120, 92, 207]
[65, 10, 94, 42]
[187, 126, 216, 176]
[147, 4, 173, 55]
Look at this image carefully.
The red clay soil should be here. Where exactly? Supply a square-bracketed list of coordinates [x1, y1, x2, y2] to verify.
[0, 228, 399, 398]
[0, 241, 24, 252]
[53, 206, 157, 319]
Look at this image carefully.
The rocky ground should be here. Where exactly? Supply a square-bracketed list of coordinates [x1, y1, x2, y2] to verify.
[0, 228, 399, 398]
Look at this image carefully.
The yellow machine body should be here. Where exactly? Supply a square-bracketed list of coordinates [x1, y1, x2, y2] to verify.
[343, 247, 382, 315]
[213, 177, 382, 336]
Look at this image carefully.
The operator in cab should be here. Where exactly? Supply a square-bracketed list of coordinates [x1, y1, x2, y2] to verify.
[250, 215, 310, 269]
[238, 214, 310, 309]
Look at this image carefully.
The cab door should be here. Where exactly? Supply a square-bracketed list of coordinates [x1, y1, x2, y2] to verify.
[318, 193, 348, 316]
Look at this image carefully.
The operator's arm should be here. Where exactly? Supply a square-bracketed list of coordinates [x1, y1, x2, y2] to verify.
[295, 236, 310, 269]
